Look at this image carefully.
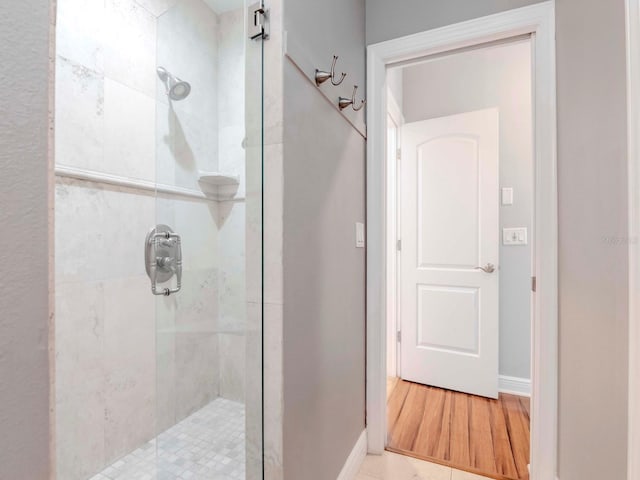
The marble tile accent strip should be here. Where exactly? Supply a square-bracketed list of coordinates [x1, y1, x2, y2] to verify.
[55, 164, 245, 202]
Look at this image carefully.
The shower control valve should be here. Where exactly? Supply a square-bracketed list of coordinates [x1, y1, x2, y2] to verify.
[159, 238, 176, 248]
[156, 256, 175, 269]
[145, 224, 183, 296]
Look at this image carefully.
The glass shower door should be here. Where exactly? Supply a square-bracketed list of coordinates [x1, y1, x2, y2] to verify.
[151, 2, 263, 479]
[53, 0, 263, 478]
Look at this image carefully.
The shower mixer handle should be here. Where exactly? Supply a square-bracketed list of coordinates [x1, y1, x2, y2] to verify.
[159, 238, 176, 248]
[145, 225, 182, 296]
[156, 256, 175, 269]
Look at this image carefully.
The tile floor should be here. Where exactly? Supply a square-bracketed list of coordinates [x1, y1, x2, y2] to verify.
[90, 398, 245, 480]
[356, 451, 493, 480]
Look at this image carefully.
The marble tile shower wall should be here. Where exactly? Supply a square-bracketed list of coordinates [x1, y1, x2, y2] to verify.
[54, 1, 247, 479]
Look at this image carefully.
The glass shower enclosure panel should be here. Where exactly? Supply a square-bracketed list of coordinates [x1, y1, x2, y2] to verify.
[152, 2, 264, 479]
[53, 0, 263, 478]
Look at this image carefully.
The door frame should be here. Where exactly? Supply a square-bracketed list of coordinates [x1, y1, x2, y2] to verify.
[385, 87, 404, 379]
[626, 0, 640, 478]
[365, 3, 558, 479]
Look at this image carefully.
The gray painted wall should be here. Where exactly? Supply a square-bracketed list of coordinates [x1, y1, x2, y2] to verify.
[556, 0, 629, 478]
[366, 0, 630, 479]
[401, 40, 533, 380]
[283, 1, 367, 479]
[284, 0, 365, 103]
[283, 61, 366, 479]
[0, 1, 52, 479]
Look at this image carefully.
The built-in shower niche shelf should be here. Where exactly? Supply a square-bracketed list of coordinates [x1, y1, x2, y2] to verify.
[198, 171, 240, 200]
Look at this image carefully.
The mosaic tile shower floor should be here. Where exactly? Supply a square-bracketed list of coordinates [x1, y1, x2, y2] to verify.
[90, 398, 245, 480]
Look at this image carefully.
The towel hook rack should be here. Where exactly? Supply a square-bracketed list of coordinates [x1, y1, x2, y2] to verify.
[315, 55, 347, 87]
[339, 85, 366, 111]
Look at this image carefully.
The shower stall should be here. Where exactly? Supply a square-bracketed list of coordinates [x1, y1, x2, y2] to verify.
[53, 0, 265, 478]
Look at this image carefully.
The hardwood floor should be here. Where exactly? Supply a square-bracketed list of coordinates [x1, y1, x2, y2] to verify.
[387, 379, 530, 480]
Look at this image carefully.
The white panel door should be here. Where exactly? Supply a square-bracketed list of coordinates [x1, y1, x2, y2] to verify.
[399, 108, 499, 399]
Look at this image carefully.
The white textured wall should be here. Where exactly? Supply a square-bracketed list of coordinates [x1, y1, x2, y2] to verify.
[0, 1, 52, 479]
[401, 40, 533, 381]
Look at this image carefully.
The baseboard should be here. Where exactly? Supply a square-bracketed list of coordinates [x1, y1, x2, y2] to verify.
[336, 429, 368, 480]
[527, 462, 560, 480]
[499, 375, 531, 397]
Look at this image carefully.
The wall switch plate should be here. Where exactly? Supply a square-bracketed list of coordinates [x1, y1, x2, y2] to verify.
[501, 187, 514, 206]
[503, 227, 528, 246]
[356, 222, 365, 248]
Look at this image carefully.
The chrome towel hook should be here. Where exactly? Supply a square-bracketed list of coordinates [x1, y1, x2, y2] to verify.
[315, 55, 347, 86]
[339, 85, 366, 111]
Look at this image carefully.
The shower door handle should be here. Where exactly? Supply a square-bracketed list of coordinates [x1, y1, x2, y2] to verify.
[145, 225, 182, 296]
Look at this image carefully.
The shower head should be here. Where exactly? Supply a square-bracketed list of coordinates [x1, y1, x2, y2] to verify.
[157, 66, 191, 101]
[169, 80, 191, 101]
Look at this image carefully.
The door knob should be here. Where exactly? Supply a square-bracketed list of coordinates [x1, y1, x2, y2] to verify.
[475, 263, 496, 273]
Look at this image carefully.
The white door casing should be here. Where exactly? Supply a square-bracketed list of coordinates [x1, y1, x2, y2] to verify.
[386, 88, 405, 379]
[386, 113, 399, 378]
[367, 4, 557, 477]
[399, 108, 500, 398]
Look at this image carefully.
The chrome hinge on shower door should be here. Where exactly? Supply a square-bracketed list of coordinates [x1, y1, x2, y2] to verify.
[249, 4, 269, 40]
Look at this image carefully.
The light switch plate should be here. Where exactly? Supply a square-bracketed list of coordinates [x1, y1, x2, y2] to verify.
[501, 187, 514, 206]
[503, 227, 528, 246]
[356, 222, 365, 248]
